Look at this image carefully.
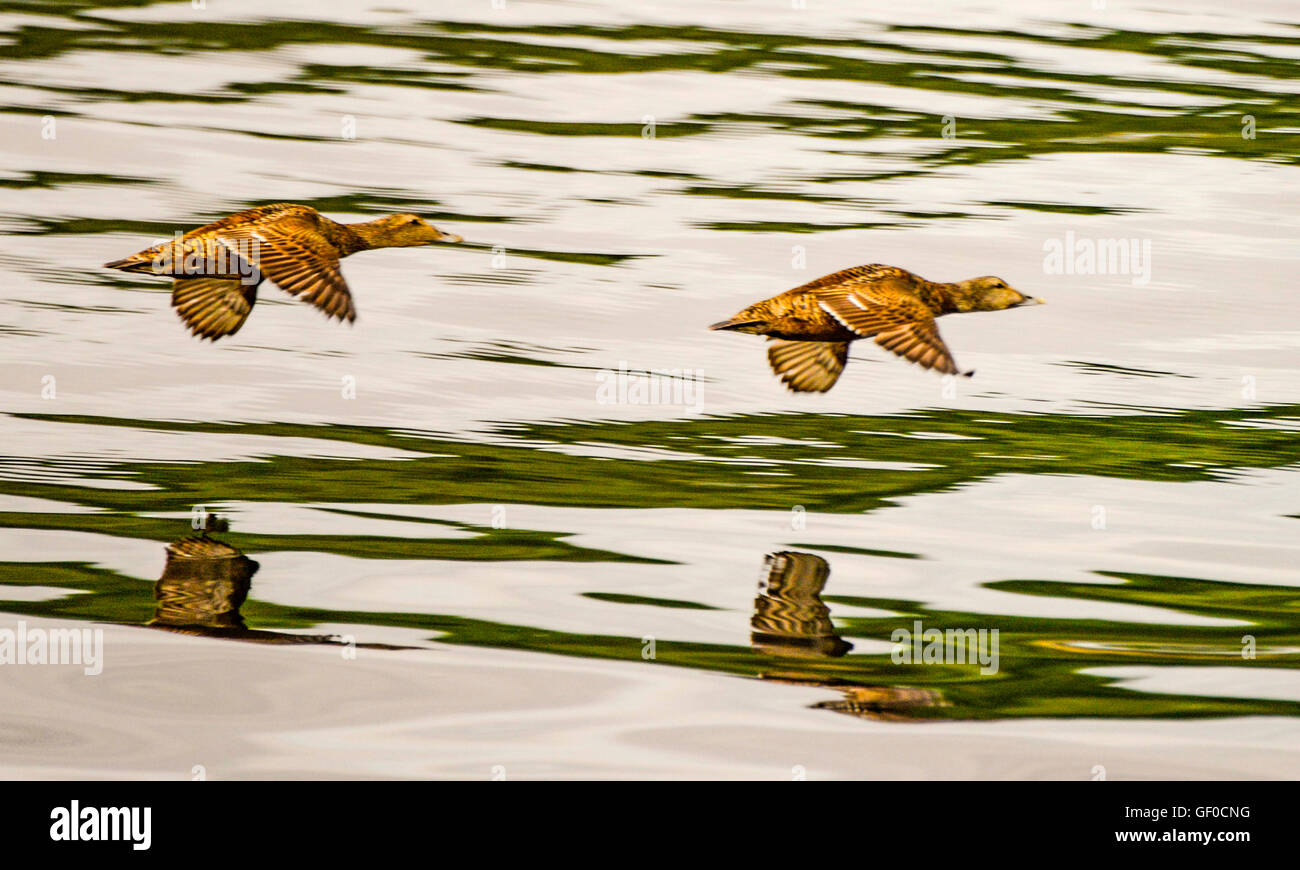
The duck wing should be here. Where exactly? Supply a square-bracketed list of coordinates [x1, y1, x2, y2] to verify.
[104, 204, 315, 275]
[197, 203, 316, 232]
[817, 282, 962, 375]
[766, 339, 849, 392]
[172, 278, 257, 340]
[214, 212, 355, 324]
[872, 320, 962, 375]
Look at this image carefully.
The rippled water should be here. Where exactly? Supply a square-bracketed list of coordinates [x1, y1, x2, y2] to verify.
[1, 0, 1298, 778]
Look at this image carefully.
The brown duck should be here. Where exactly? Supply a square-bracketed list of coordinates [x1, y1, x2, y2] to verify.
[104, 203, 463, 340]
[709, 264, 1043, 392]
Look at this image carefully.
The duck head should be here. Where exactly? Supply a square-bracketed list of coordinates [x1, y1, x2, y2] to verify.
[357, 214, 464, 248]
[951, 276, 1043, 312]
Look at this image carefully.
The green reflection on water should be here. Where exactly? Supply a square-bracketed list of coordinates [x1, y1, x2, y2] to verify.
[11, 402, 1294, 514]
[0, 404, 1296, 722]
[4, 12, 1296, 239]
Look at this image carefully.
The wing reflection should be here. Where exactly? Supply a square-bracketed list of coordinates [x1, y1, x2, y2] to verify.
[751, 551, 852, 658]
[147, 519, 411, 649]
[751, 550, 943, 721]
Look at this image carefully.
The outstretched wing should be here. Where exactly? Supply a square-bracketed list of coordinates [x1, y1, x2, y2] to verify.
[816, 282, 961, 375]
[766, 339, 850, 392]
[872, 321, 961, 375]
[172, 278, 257, 340]
[215, 216, 355, 323]
[104, 204, 314, 276]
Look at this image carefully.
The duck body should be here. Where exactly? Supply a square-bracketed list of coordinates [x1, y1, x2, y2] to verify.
[104, 203, 462, 340]
[710, 264, 1042, 392]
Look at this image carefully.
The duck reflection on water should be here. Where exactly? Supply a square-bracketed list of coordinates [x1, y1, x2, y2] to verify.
[148, 516, 411, 650]
[751, 550, 943, 721]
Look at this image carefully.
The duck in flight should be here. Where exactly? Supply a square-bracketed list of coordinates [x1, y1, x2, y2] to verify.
[709, 264, 1043, 392]
[104, 203, 463, 340]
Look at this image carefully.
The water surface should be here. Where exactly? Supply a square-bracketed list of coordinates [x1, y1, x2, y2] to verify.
[1, 0, 1298, 778]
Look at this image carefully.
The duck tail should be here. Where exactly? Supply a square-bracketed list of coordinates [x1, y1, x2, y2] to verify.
[103, 254, 157, 273]
[709, 318, 762, 332]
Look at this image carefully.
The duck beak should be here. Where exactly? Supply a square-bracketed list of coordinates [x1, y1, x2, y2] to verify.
[436, 230, 464, 244]
[1018, 296, 1045, 306]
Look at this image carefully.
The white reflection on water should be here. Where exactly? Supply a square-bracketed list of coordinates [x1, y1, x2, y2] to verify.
[0, 0, 1298, 777]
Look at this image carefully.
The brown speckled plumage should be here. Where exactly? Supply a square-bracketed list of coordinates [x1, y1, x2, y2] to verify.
[104, 203, 462, 340]
[710, 264, 1042, 392]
